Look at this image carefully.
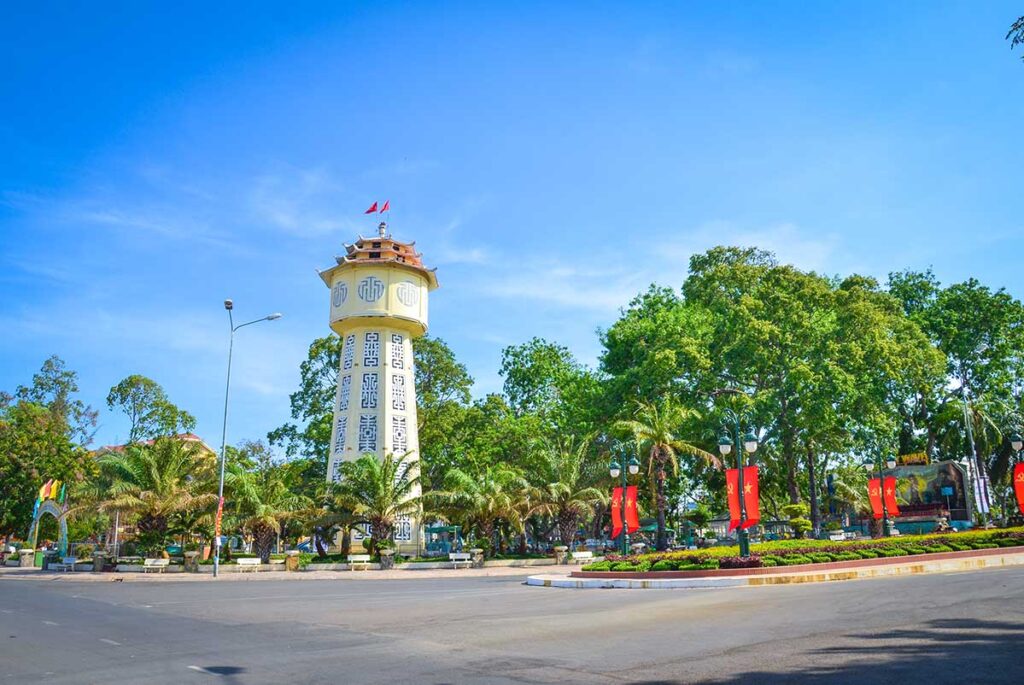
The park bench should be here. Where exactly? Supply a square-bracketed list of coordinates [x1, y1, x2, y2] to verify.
[347, 554, 372, 571]
[142, 558, 170, 573]
[236, 558, 260, 572]
[449, 552, 472, 569]
[50, 556, 77, 572]
[828, 533, 846, 542]
[570, 551, 594, 565]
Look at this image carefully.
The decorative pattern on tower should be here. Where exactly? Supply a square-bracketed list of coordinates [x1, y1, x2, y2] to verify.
[318, 221, 439, 552]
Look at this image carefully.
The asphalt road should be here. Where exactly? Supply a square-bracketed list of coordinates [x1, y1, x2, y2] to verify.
[2, 566, 1022, 684]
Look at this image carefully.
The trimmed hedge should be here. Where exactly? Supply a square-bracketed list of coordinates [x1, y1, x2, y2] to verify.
[579, 526, 1024, 572]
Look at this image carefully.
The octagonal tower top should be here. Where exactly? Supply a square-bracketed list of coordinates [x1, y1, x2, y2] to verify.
[318, 222, 438, 337]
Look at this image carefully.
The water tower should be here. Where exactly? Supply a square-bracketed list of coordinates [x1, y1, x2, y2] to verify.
[318, 220, 438, 551]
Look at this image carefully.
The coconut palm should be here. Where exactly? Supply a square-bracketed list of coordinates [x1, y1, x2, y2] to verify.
[334, 451, 421, 553]
[225, 462, 312, 563]
[430, 464, 529, 554]
[615, 399, 719, 551]
[528, 436, 607, 547]
[96, 437, 218, 554]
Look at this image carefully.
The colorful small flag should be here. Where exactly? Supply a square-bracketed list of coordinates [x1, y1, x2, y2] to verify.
[380, 200, 390, 213]
[364, 201, 378, 214]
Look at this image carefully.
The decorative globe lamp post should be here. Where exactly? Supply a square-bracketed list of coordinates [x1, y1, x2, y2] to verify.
[609, 455, 640, 555]
[717, 418, 759, 558]
[863, 455, 897, 538]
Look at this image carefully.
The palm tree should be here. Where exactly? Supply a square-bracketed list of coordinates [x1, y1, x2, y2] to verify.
[334, 451, 421, 554]
[528, 436, 607, 547]
[225, 462, 312, 563]
[430, 464, 529, 555]
[96, 437, 217, 555]
[615, 399, 719, 551]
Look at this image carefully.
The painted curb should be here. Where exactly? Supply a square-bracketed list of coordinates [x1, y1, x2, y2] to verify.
[526, 550, 1024, 589]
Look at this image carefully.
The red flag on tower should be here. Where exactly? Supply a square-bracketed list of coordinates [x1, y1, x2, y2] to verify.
[380, 200, 390, 213]
[364, 201, 379, 214]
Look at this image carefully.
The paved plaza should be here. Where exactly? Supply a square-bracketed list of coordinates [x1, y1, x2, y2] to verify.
[2, 566, 1022, 684]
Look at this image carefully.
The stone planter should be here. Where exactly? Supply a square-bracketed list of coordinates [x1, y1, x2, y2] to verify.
[469, 548, 485, 568]
[553, 546, 569, 565]
[379, 549, 396, 570]
[19, 549, 35, 567]
[92, 551, 108, 572]
[285, 550, 301, 572]
[183, 551, 200, 572]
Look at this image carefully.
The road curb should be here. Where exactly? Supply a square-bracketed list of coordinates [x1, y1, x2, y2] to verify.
[525, 550, 1024, 589]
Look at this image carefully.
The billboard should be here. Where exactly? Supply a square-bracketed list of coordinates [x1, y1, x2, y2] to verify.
[888, 460, 970, 520]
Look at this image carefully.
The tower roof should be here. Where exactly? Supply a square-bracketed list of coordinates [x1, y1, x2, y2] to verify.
[318, 222, 438, 288]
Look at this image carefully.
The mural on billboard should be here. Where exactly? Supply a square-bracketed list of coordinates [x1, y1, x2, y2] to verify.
[889, 460, 970, 520]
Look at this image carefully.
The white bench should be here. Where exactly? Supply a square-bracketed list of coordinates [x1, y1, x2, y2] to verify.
[236, 558, 260, 572]
[50, 556, 77, 572]
[828, 533, 845, 542]
[142, 558, 170, 573]
[570, 551, 594, 565]
[347, 554, 372, 571]
[449, 552, 472, 569]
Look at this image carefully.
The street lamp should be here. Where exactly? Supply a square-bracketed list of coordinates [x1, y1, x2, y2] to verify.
[608, 454, 640, 555]
[863, 455, 896, 538]
[1010, 432, 1023, 454]
[213, 300, 282, 578]
[718, 416, 759, 558]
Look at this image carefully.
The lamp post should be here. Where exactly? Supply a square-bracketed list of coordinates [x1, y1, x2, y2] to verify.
[863, 455, 897, 538]
[608, 454, 640, 555]
[213, 300, 282, 578]
[717, 411, 759, 558]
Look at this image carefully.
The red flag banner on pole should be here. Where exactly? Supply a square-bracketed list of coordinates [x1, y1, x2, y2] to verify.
[1013, 463, 1024, 515]
[364, 201, 378, 214]
[726, 469, 741, 531]
[740, 465, 760, 529]
[625, 485, 640, 534]
[610, 487, 623, 539]
[883, 476, 900, 517]
[868, 478, 883, 519]
[380, 200, 390, 213]
[215, 496, 225, 540]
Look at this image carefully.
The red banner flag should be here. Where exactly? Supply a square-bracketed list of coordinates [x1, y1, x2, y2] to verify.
[1013, 463, 1024, 515]
[726, 468, 741, 531]
[380, 200, 390, 213]
[364, 201, 378, 214]
[868, 478, 883, 519]
[883, 476, 900, 517]
[610, 487, 623, 539]
[740, 465, 760, 529]
[215, 496, 225, 541]
[625, 485, 640, 534]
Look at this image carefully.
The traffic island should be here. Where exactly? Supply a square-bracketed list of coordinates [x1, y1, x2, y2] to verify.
[526, 547, 1024, 589]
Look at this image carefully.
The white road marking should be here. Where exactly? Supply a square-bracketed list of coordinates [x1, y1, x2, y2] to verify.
[42, 620, 58, 626]
[99, 638, 121, 646]
[188, 665, 218, 675]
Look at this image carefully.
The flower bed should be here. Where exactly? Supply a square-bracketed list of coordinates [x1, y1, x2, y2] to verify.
[580, 528, 1024, 572]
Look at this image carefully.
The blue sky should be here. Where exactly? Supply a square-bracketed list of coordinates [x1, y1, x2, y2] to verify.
[2, 2, 1022, 450]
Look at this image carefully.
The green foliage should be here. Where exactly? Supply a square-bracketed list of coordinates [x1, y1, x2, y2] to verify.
[106, 374, 195, 442]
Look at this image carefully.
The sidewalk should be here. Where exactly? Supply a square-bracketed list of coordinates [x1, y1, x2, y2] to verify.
[525, 550, 1024, 589]
[0, 563, 578, 582]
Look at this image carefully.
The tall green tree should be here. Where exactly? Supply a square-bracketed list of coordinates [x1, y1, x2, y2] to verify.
[615, 398, 718, 551]
[225, 456, 312, 562]
[106, 374, 196, 442]
[527, 436, 607, 546]
[430, 463, 529, 554]
[334, 452, 421, 553]
[97, 437, 218, 553]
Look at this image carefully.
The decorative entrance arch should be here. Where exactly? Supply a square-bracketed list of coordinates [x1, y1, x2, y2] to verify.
[27, 499, 69, 557]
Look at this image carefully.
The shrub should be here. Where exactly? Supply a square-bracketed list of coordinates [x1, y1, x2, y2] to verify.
[925, 544, 953, 553]
[761, 558, 778, 567]
[996, 538, 1022, 548]
[651, 560, 677, 572]
[833, 552, 861, 562]
[807, 553, 835, 563]
[719, 555, 762, 569]
[777, 555, 812, 566]
[582, 561, 612, 571]
[610, 562, 638, 572]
